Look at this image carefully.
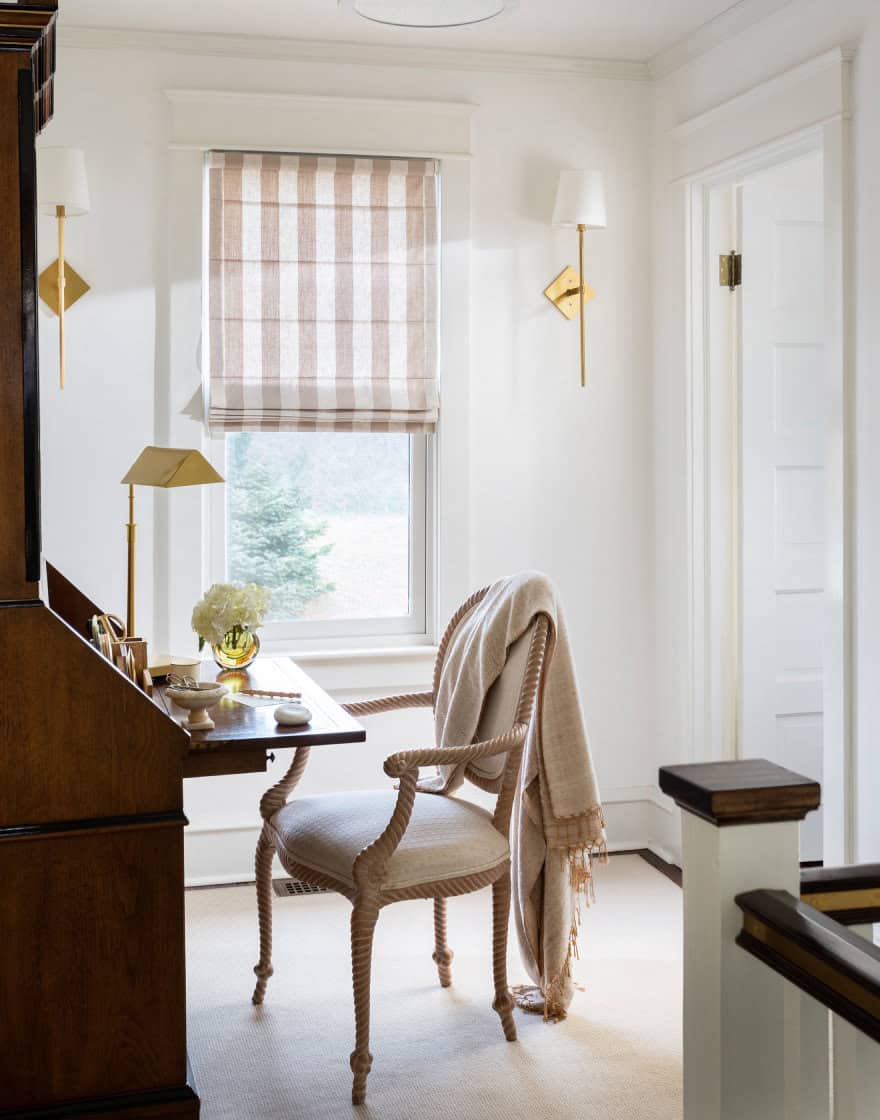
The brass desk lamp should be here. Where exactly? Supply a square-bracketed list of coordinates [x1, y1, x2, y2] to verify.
[121, 446, 224, 638]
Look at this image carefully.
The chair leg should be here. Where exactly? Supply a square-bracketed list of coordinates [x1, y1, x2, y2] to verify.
[350, 898, 380, 1105]
[432, 897, 454, 987]
[252, 830, 275, 1005]
[491, 872, 517, 1041]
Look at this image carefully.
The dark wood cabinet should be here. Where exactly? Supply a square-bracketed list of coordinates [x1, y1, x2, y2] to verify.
[0, 6, 199, 1117]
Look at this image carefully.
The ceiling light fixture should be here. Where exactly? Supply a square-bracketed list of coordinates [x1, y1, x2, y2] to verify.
[338, 0, 518, 29]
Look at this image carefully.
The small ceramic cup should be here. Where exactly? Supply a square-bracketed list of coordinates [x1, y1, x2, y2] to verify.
[170, 656, 201, 679]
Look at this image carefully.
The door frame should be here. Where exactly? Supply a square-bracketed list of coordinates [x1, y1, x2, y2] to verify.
[684, 120, 853, 863]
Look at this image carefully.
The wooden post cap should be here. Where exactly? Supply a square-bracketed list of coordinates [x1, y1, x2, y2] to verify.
[659, 758, 820, 826]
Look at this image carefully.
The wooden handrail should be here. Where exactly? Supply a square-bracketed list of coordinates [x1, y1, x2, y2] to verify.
[801, 863, 880, 926]
[736, 889, 880, 1044]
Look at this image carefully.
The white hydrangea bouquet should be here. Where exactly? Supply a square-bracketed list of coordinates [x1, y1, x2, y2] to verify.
[191, 582, 271, 668]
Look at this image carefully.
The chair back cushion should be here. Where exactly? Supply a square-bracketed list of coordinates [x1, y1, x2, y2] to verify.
[469, 628, 532, 783]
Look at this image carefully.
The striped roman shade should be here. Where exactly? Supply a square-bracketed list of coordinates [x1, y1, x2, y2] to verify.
[206, 151, 440, 432]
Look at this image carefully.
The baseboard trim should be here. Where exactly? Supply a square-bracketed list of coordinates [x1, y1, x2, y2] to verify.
[0, 1082, 200, 1119]
[184, 791, 683, 887]
[610, 846, 682, 886]
[634, 847, 682, 887]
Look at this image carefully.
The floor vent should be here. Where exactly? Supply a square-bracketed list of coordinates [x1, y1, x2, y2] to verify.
[272, 877, 330, 899]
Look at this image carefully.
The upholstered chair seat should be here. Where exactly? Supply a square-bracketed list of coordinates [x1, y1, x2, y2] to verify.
[270, 790, 510, 892]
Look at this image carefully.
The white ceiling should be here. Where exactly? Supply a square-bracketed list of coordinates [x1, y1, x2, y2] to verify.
[59, 0, 749, 63]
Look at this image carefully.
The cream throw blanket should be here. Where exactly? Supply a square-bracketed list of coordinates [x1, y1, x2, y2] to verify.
[433, 571, 606, 1020]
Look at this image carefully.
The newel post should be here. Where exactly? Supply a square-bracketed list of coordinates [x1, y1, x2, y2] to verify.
[659, 760, 821, 1120]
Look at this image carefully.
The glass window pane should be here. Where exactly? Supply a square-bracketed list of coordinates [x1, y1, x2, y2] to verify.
[226, 432, 411, 622]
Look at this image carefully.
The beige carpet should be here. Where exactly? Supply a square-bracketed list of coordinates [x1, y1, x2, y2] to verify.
[186, 854, 682, 1119]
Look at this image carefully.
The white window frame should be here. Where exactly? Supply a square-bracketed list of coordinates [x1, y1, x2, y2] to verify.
[201, 149, 439, 651]
[205, 431, 435, 651]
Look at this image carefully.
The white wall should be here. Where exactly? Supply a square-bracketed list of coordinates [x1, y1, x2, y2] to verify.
[650, 0, 880, 860]
[37, 37, 661, 881]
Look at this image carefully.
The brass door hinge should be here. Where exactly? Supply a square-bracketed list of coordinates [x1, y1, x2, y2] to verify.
[719, 250, 742, 291]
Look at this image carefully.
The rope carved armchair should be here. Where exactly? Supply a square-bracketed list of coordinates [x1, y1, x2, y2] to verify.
[251, 587, 551, 1105]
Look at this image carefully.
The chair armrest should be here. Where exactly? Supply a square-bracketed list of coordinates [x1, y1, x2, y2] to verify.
[382, 723, 528, 779]
[353, 722, 527, 888]
[343, 691, 433, 718]
[352, 728, 524, 886]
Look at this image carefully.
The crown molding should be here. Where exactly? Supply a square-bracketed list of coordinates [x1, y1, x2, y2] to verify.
[57, 24, 650, 82]
[649, 0, 798, 80]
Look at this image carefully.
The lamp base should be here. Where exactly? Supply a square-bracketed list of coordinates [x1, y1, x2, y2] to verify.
[38, 259, 90, 316]
[543, 265, 596, 320]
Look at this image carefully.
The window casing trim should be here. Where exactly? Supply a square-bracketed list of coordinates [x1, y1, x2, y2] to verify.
[160, 122, 468, 660]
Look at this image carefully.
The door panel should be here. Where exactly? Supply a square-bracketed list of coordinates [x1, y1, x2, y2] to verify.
[740, 151, 825, 860]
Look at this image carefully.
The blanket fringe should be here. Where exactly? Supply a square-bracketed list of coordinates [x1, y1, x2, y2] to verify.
[512, 984, 567, 1022]
[561, 835, 607, 907]
[572, 837, 608, 937]
[517, 836, 608, 1022]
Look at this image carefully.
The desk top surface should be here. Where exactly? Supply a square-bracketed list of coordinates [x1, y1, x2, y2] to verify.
[154, 656, 365, 755]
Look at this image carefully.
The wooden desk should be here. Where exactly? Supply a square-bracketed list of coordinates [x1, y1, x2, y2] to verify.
[154, 658, 366, 778]
[32, 566, 365, 1118]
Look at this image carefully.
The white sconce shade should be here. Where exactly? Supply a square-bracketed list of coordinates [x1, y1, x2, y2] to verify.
[338, 0, 517, 28]
[37, 147, 90, 216]
[552, 169, 606, 230]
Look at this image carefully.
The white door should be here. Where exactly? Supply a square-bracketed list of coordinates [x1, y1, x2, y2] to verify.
[739, 152, 826, 860]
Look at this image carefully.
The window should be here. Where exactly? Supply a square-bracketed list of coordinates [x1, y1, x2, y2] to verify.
[211, 429, 430, 644]
[204, 152, 439, 646]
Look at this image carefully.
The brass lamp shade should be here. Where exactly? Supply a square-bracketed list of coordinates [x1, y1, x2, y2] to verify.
[121, 447, 224, 638]
[121, 446, 224, 489]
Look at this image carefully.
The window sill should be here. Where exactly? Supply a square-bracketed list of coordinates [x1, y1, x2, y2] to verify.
[267, 644, 437, 695]
[291, 644, 436, 665]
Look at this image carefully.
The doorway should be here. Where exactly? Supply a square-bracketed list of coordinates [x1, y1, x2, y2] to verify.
[687, 130, 850, 864]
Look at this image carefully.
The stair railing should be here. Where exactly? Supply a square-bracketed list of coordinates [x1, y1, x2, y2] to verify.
[659, 759, 880, 1120]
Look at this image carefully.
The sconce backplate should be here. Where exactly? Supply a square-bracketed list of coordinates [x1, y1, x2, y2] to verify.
[543, 265, 596, 321]
[38, 259, 90, 317]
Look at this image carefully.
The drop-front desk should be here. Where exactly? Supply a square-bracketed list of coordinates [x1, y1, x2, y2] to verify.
[154, 655, 365, 779]
[0, 565, 364, 1119]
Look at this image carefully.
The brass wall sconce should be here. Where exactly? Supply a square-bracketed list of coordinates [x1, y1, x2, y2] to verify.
[544, 168, 607, 388]
[36, 147, 91, 390]
[121, 447, 224, 639]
